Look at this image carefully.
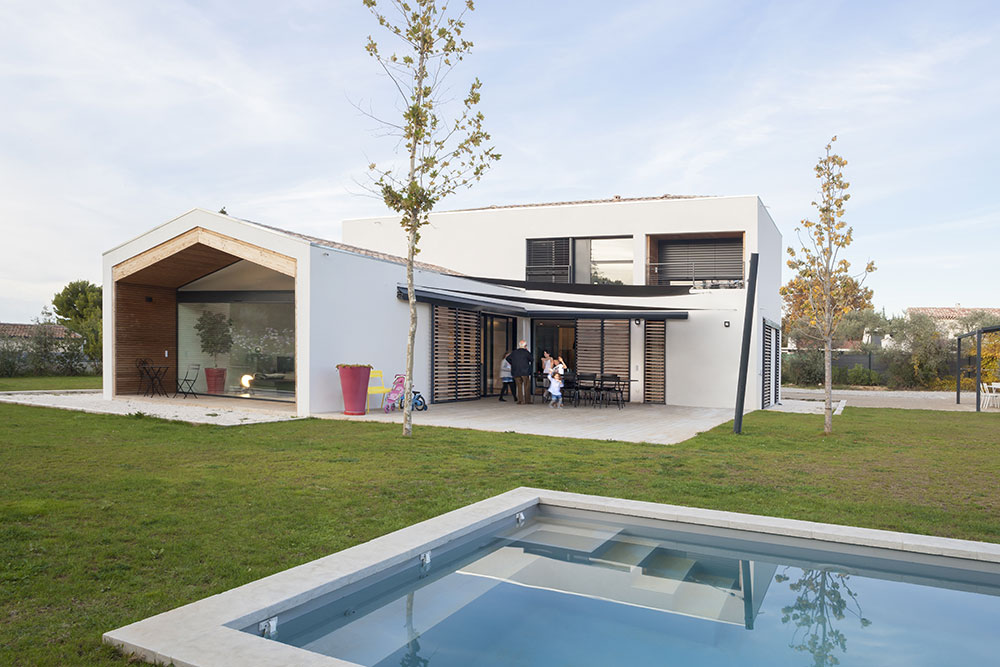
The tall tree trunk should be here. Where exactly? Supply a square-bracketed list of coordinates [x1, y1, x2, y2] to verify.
[403, 220, 418, 437]
[824, 336, 833, 435]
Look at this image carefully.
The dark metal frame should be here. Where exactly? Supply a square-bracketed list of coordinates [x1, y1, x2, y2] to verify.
[956, 324, 1000, 412]
[734, 253, 759, 434]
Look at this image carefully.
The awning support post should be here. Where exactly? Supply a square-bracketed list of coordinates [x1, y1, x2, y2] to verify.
[734, 253, 759, 434]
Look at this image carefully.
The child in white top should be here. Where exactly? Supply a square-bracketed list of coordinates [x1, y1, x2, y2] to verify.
[548, 372, 563, 408]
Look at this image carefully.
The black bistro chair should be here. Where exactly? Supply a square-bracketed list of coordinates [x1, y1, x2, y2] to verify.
[135, 358, 152, 396]
[175, 363, 200, 399]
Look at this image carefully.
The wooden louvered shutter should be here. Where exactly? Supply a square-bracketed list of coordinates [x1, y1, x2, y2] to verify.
[574, 318, 631, 401]
[575, 319, 603, 377]
[602, 319, 630, 401]
[432, 306, 481, 403]
[762, 322, 773, 409]
[526, 238, 571, 283]
[644, 321, 665, 404]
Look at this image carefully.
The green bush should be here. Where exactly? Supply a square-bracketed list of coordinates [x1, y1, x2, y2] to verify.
[832, 365, 849, 385]
[847, 363, 880, 386]
[0, 339, 26, 377]
[784, 350, 825, 386]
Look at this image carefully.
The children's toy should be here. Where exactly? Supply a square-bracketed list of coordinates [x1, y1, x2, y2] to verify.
[383, 375, 428, 412]
[383, 374, 407, 413]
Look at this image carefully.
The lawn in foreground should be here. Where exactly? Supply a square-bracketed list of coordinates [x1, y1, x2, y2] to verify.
[0, 375, 102, 392]
[1, 404, 998, 665]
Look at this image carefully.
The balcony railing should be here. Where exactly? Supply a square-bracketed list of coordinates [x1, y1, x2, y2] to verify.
[646, 262, 744, 289]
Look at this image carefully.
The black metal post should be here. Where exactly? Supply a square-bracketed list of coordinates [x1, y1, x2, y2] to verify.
[956, 336, 961, 404]
[976, 331, 982, 413]
[734, 253, 759, 434]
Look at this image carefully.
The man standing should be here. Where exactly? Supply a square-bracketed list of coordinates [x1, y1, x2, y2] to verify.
[508, 340, 533, 404]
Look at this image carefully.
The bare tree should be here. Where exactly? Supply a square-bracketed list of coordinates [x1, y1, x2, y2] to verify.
[362, 0, 500, 435]
[782, 137, 875, 434]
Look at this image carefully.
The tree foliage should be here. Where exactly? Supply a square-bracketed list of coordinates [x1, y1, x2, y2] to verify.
[363, 0, 500, 435]
[781, 137, 875, 434]
[776, 568, 871, 667]
[52, 280, 102, 363]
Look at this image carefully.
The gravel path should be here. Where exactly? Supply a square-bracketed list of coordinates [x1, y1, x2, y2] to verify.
[0, 391, 300, 425]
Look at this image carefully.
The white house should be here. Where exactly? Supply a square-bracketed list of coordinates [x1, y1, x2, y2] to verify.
[102, 195, 780, 417]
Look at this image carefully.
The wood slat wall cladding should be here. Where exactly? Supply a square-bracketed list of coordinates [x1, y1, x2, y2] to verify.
[115, 282, 177, 395]
[575, 318, 630, 401]
[644, 320, 666, 404]
[432, 306, 481, 402]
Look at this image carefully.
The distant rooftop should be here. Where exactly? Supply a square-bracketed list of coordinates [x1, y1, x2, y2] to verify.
[0, 322, 81, 339]
[446, 193, 710, 213]
[907, 307, 1000, 320]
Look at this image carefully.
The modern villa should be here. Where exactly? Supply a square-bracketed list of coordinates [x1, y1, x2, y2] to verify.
[101, 195, 781, 417]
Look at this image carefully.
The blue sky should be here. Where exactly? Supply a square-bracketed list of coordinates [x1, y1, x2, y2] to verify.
[1, 0, 998, 321]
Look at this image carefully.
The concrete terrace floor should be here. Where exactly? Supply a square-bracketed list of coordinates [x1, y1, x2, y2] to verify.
[317, 398, 733, 445]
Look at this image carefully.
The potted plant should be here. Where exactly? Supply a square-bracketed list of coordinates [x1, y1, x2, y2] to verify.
[337, 363, 372, 415]
[195, 311, 233, 394]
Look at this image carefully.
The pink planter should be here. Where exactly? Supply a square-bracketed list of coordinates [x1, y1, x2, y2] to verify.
[204, 367, 227, 394]
[338, 366, 371, 415]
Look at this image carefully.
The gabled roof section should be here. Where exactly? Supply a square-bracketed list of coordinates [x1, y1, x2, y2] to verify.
[238, 218, 463, 276]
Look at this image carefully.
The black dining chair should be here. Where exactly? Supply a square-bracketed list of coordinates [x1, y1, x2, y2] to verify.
[576, 372, 597, 407]
[562, 371, 578, 407]
[601, 374, 625, 409]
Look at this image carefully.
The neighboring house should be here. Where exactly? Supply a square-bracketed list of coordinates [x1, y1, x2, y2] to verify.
[0, 322, 81, 341]
[905, 307, 1000, 337]
[102, 199, 780, 417]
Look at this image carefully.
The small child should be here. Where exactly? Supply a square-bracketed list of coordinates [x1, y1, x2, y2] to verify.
[548, 372, 563, 408]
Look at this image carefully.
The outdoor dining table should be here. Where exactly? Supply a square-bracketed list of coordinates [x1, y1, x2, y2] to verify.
[141, 365, 169, 397]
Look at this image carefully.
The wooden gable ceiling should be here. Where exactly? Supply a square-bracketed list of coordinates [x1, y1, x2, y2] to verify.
[112, 226, 297, 288]
[116, 244, 241, 288]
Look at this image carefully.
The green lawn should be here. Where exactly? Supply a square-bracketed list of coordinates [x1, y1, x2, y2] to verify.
[0, 375, 102, 392]
[1, 403, 998, 665]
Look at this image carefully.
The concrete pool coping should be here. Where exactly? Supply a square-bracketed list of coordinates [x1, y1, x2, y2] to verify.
[103, 487, 1000, 666]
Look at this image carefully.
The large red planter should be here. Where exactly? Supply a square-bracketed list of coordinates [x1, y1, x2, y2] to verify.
[204, 367, 227, 394]
[338, 366, 371, 415]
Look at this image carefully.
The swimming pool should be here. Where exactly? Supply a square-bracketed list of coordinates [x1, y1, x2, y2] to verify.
[104, 488, 1000, 666]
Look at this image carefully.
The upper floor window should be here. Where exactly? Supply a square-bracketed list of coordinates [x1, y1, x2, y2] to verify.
[526, 236, 634, 285]
[648, 233, 744, 288]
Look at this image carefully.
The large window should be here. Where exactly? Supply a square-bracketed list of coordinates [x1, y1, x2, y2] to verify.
[177, 296, 295, 401]
[649, 234, 744, 288]
[526, 236, 633, 285]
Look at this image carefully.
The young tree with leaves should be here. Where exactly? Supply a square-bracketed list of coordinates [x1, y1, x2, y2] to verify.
[363, 0, 500, 436]
[782, 137, 875, 434]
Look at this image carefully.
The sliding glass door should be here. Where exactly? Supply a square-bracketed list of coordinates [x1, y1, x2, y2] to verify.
[481, 314, 516, 396]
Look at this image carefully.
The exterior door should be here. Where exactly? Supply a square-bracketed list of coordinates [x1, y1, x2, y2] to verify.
[481, 314, 516, 396]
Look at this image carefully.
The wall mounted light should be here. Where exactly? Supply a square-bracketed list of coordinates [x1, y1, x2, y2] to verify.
[724, 320, 731, 328]
[145, 296, 153, 303]
[634, 318, 641, 326]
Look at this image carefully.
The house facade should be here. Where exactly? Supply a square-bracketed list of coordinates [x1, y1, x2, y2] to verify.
[103, 196, 780, 417]
[345, 193, 783, 411]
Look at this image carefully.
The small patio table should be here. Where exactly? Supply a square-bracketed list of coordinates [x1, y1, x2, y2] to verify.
[144, 365, 170, 397]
